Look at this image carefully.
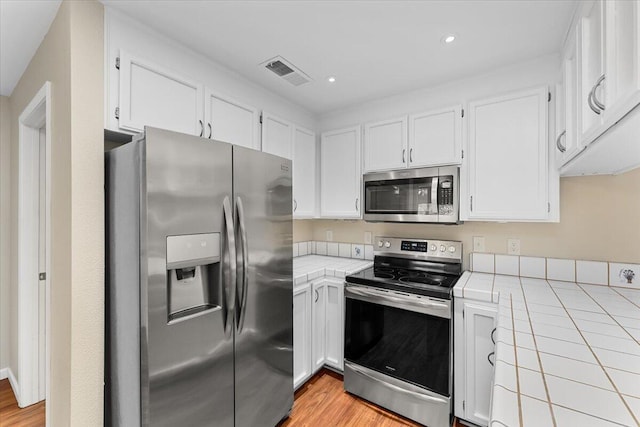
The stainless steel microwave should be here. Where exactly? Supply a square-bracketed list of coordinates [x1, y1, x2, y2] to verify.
[362, 166, 459, 224]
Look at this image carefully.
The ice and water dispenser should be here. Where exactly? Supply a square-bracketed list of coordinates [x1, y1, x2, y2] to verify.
[166, 233, 221, 322]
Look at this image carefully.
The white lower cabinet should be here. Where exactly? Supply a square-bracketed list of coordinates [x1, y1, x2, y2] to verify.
[312, 281, 327, 372]
[454, 297, 497, 427]
[293, 279, 345, 388]
[324, 279, 344, 371]
[293, 283, 312, 389]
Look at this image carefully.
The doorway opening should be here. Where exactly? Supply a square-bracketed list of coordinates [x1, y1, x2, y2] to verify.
[17, 81, 51, 425]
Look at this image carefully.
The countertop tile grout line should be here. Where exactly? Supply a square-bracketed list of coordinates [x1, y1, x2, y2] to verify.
[518, 277, 557, 427]
[546, 283, 640, 426]
[509, 293, 525, 427]
[576, 284, 640, 348]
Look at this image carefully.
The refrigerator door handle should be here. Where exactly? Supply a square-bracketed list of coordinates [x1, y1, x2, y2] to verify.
[222, 196, 237, 338]
[235, 196, 249, 333]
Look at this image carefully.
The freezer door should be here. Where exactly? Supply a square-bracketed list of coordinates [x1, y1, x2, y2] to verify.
[233, 146, 293, 427]
[143, 127, 235, 427]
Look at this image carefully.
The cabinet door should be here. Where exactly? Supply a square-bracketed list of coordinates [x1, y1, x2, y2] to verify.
[408, 106, 462, 167]
[311, 282, 326, 373]
[578, 1, 606, 142]
[293, 285, 312, 389]
[262, 112, 293, 160]
[293, 126, 316, 218]
[324, 280, 344, 371]
[467, 87, 549, 221]
[363, 117, 407, 172]
[204, 89, 259, 149]
[463, 301, 497, 427]
[320, 126, 362, 218]
[118, 51, 203, 135]
[558, 32, 584, 166]
[603, 0, 640, 121]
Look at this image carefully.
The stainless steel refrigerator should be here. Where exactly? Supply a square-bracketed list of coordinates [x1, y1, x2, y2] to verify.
[105, 127, 293, 427]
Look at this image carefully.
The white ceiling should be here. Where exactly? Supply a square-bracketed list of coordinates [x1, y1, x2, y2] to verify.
[102, 0, 577, 114]
[0, 0, 62, 96]
[1, 1, 577, 113]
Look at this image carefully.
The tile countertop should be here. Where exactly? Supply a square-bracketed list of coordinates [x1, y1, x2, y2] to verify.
[455, 271, 640, 427]
[293, 255, 373, 286]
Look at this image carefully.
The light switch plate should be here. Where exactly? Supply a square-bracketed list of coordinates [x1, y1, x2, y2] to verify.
[326, 230, 333, 241]
[507, 238, 521, 255]
[364, 231, 372, 244]
[473, 236, 485, 252]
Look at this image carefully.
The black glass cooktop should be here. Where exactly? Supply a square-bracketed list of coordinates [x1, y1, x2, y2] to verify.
[345, 263, 461, 300]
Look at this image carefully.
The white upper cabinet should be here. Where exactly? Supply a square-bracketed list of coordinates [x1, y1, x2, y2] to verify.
[603, 0, 640, 120]
[261, 112, 294, 160]
[408, 105, 463, 167]
[118, 51, 204, 136]
[204, 89, 259, 149]
[363, 117, 407, 172]
[578, 1, 606, 142]
[320, 126, 362, 218]
[560, 0, 640, 175]
[293, 126, 316, 218]
[466, 87, 550, 221]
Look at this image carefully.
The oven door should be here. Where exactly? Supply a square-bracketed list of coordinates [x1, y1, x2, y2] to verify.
[363, 168, 439, 223]
[344, 285, 451, 397]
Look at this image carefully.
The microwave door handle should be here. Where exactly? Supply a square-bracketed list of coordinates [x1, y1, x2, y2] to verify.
[431, 177, 438, 213]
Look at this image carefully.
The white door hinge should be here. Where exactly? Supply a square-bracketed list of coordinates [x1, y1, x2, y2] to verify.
[115, 57, 120, 70]
[115, 107, 120, 120]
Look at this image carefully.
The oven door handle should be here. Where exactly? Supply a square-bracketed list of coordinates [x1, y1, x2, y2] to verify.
[346, 362, 449, 405]
[345, 285, 450, 318]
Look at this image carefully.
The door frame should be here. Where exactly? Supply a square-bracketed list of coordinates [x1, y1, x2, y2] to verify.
[17, 81, 51, 418]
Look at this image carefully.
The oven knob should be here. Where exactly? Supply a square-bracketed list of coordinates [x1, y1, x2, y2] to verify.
[384, 241, 391, 248]
[377, 240, 383, 248]
[448, 246, 456, 253]
[430, 244, 437, 251]
[439, 245, 446, 252]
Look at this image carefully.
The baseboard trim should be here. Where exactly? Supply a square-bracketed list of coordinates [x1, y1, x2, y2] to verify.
[7, 368, 20, 405]
[0, 367, 7, 380]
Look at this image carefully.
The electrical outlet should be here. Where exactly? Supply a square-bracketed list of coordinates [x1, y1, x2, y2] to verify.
[364, 231, 372, 244]
[508, 238, 521, 255]
[326, 230, 333, 241]
[473, 236, 485, 252]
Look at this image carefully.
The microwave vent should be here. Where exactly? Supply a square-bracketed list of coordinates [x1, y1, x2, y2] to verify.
[262, 56, 312, 86]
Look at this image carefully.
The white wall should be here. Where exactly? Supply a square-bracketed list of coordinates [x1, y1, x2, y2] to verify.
[319, 54, 561, 130]
[0, 96, 10, 375]
[105, 8, 317, 135]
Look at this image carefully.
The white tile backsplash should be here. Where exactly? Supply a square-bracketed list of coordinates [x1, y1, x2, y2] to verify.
[327, 242, 339, 257]
[519, 256, 546, 279]
[609, 263, 639, 288]
[546, 258, 575, 282]
[308, 241, 315, 254]
[292, 243, 299, 258]
[495, 255, 519, 276]
[364, 245, 374, 260]
[315, 241, 327, 256]
[576, 260, 608, 285]
[352, 244, 364, 259]
[298, 242, 308, 256]
[338, 243, 351, 258]
[471, 253, 495, 273]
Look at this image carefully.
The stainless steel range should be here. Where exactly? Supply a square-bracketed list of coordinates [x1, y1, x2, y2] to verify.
[344, 237, 462, 427]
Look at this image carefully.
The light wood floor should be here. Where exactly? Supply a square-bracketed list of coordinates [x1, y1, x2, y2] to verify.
[0, 372, 462, 427]
[280, 369, 462, 427]
[0, 379, 45, 427]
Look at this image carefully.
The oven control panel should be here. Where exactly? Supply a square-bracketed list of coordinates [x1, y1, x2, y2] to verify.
[375, 237, 462, 262]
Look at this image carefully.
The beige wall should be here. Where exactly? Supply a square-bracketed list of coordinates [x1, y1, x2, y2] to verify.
[295, 168, 640, 268]
[7, 1, 104, 425]
[0, 96, 10, 372]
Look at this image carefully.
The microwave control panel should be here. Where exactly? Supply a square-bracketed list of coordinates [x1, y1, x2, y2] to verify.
[438, 176, 454, 206]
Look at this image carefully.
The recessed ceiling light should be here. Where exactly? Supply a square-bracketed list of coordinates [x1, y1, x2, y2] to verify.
[442, 34, 456, 44]
[327, 76, 336, 83]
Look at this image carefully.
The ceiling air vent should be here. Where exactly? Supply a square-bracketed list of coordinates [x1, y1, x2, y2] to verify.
[262, 56, 312, 86]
